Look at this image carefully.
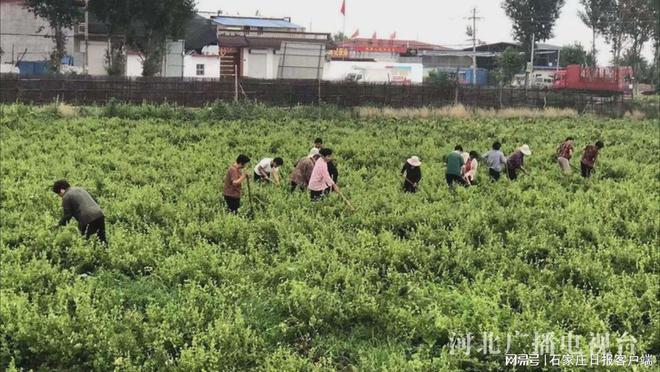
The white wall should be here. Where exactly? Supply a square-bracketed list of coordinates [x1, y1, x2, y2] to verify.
[125, 40, 186, 77]
[0, 1, 74, 64]
[242, 48, 280, 79]
[183, 55, 220, 78]
[126, 54, 143, 77]
[246, 49, 267, 78]
[86, 41, 108, 75]
[323, 61, 424, 84]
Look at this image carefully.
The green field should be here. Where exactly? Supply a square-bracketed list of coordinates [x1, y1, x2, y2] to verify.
[1, 104, 658, 371]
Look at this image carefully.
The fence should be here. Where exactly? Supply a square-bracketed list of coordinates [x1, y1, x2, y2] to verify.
[0, 74, 632, 116]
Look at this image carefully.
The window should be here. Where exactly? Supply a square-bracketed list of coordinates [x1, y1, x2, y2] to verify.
[196, 64, 205, 76]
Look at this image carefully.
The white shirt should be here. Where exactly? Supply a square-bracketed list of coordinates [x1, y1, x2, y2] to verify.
[254, 158, 274, 175]
[460, 152, 469, 163]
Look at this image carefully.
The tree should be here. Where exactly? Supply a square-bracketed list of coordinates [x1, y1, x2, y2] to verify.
[651, 0, 660, 87]
[426, 69, 456, 89]
[502, 0, 566, 58]
[90, 0, 195, 76]
[88, 0, 130, 75]
[559, 43, 595, 66]
[621, 50, 653, 83]
[578, 0, 614, 66]
[620, 0, 655, 75]
[332, 32, 348, 43]
[494, 46, 526, 85]
[23, 0, 85, 72]
[601, 0, 627, 64]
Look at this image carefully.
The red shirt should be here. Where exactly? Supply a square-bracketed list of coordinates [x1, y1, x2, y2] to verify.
[557, 141, 573, 159]
[581, 145, 599, 167]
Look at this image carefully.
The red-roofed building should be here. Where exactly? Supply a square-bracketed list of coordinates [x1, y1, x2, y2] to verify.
[331, 37, 451, 61]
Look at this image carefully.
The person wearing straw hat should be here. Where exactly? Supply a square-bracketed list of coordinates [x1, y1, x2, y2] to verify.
[401, 156, 422, 193]
[506, 144, 531, 180]
[290, 148, 321, 192]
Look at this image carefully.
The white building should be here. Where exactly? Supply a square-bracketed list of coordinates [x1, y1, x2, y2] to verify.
[212, 16, 331, 80]
[125, 40, 185, 77]
[0, 0, 75, 65]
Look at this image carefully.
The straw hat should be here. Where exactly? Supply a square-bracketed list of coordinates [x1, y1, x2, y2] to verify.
[407, 156, 422, 167]
[308, 148, 320, 158]
[520, 144, 532, 156]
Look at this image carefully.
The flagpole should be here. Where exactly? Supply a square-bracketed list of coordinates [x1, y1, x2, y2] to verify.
[343, 0, 346, 37]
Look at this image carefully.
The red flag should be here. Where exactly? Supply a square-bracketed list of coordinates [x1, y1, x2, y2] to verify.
[389, 32, 397, 40]
[350, 29, 359, 39]
[340, 0, 345, 16]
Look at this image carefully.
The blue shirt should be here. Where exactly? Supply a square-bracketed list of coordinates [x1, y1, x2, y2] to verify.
[482, 150, 507, 172]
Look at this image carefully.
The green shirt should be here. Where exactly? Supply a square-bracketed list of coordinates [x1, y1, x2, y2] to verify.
[446, 151, 465, 176]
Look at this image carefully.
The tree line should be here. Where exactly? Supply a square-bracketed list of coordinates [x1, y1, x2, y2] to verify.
[22, 0, 196, 76]
[20, 0, 659, 83]
[500, 0, 658, 85]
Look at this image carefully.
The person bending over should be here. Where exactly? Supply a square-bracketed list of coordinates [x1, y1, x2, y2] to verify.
[52, 180, 106, 244]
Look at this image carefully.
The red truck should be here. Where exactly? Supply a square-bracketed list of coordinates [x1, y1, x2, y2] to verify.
[553, 65, 633, 94]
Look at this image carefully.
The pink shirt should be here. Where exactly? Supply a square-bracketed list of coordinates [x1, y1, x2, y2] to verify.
[308, 158, 335, 191]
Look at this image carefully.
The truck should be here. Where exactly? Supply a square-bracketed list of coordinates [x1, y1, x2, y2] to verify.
[323, 61, 423, 85]
[511, 70, 557, 89]
[553, 65, 633, 94]
[530, 70, 557, 89]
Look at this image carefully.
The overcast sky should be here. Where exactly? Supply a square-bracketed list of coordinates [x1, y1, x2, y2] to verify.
[197, 0, 654, 64]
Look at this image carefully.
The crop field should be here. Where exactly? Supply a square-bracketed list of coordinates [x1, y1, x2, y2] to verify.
[0, 103, 658, 371]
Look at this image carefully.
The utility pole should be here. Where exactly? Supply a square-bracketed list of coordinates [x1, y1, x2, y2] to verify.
[84, 1, 89, 74]
[529, 33, 535, 89]
[467, 8, 481, 86]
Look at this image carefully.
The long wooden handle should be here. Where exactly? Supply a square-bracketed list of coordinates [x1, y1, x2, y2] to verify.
[336, 189, 355, 210]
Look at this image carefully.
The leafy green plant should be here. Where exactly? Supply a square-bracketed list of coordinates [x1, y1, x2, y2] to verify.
[0, 104, 657, 370]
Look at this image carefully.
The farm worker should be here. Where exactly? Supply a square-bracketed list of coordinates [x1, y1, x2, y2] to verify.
[312, 137, 323, 151]
[506, 144, 532, 180]
[580, 140, 604, 178]
[556, 137, 575, 175]
[328, 159, 339, 184]
[445, 145, 466, 186]
[401, 156, 422, 193]
[52, 180, 107, 245]
[254, 157, 284, 185]
[482, 141, 507, 181]
[308, 148, 340, 200]
[290, 148, 321, 192]
[223, 154, 251, 214]
[311, 137, 339, 184]
[462, 151, 480, 185]
[460, 150, 470, 174]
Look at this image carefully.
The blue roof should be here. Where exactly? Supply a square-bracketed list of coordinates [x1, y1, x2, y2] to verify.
[212, 17, 301, 29]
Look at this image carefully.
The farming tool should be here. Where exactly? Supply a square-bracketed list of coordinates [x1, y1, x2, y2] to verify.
[336, 189, 356, 211]
[403, 176, 418, 188]
[245, 173, 255, 218]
